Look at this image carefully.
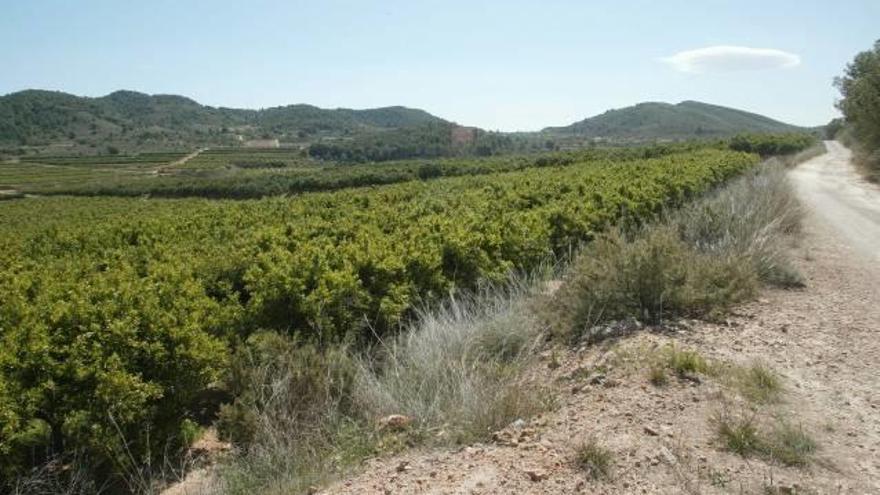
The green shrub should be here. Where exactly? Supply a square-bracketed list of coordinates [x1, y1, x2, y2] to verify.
[555, 227, 756, 333]
[730, 133, 816, 157]
[553, 160, 801, 340]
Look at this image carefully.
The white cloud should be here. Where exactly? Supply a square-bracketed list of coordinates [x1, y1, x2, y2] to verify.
[661, 46, 801, 74]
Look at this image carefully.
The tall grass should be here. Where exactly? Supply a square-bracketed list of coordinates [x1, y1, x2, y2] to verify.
[209, 334, 372, 495]
[208, 277, 549, 495]
[673, 159, 804, 287]
[354, 278, 547, 444]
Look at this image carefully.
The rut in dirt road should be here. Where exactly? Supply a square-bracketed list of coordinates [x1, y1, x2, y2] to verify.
[790, 141, 880, 263]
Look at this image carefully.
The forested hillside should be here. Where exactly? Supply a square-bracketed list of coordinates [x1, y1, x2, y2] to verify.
[0, 90, 446, 151]
[545, 100, 813, 140]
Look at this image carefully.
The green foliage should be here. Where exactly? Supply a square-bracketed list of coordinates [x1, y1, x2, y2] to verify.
[0, 147, 756, 485]
[729, 133, 816, 157]
[732, 362, 783, 404]
[217, 332, 356, 446]
[555, 227, 757, 330]
[835, 39, 880, 179]
[19, 142, 708, 199]
[825, 117, 845, 139]
[308, 122, 522, 162]
[552, 159, 802, 339]
[546, 100, 809, 139]
[0, 89, 446, 149]
[665, 346, 709, 377]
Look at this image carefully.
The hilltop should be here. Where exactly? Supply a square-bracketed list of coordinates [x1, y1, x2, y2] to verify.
[544, 100, 812, 140]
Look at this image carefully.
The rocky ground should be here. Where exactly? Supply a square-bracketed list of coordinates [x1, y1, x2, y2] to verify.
[321, 196, 880, 494]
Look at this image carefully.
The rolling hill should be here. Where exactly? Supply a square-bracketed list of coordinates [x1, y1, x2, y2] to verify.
[0, 90, 447, 150]
[0, 91, 819, 156]
[544, 100, 811, 140]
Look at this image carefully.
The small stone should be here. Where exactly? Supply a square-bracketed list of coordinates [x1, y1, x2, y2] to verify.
[378, 414, 413, 431]
[659, 446, 677, 465]
[395, 461, 410, 473]
[524, 468, 548, 482]
[644, 425, 660, 436]
[590, 373, 606, 385]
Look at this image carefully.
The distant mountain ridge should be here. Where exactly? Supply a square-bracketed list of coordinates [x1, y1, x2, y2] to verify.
[0, 90, 817, 153]
[543, 100, 810, 139]
[0, 89, 447, 148]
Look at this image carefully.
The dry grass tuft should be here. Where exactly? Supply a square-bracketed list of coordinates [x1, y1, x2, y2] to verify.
[574, 437, 614, 480]
[713, 410, 817, 467]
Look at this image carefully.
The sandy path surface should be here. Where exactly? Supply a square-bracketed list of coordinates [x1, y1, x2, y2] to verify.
[790, 141, 880, 263]
[322, 144, 880, 494]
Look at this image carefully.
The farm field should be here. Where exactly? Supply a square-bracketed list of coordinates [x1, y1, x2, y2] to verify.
[0, 146, 760, 480]
[0, 151, 188, 192]
[3, 142, 716, 198]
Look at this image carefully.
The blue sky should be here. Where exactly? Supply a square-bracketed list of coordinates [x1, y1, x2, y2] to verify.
[1, 0, 877, 131]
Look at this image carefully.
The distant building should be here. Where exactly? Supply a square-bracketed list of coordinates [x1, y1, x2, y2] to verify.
[243, 139, 280, 148]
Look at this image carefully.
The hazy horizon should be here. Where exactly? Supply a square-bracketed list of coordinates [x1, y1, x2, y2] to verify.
[2, 0, 877, 131]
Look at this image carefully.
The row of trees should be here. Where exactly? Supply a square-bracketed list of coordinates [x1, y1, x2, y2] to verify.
[307, 122, 532, 162]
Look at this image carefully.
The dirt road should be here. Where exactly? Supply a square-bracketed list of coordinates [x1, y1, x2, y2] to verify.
[790, 141, 880, 263]
[321, 143, 880, 494]
[155, 147, 207, 175]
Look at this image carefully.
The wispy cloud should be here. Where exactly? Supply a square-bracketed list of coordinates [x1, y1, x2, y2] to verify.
[661, 46, 801, 74]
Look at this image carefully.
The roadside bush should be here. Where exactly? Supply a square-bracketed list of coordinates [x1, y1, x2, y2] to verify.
[554, 227, 756, 332]
[553, 159, 802, 339]
[674, 161, 804, 287]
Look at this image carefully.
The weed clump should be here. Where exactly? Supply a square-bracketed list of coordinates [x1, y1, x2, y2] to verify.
[574, 437, 614, 480]
[665, 346, 708, 377]
[714, 411, 817, 466]
[734, 362, 783, 404]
